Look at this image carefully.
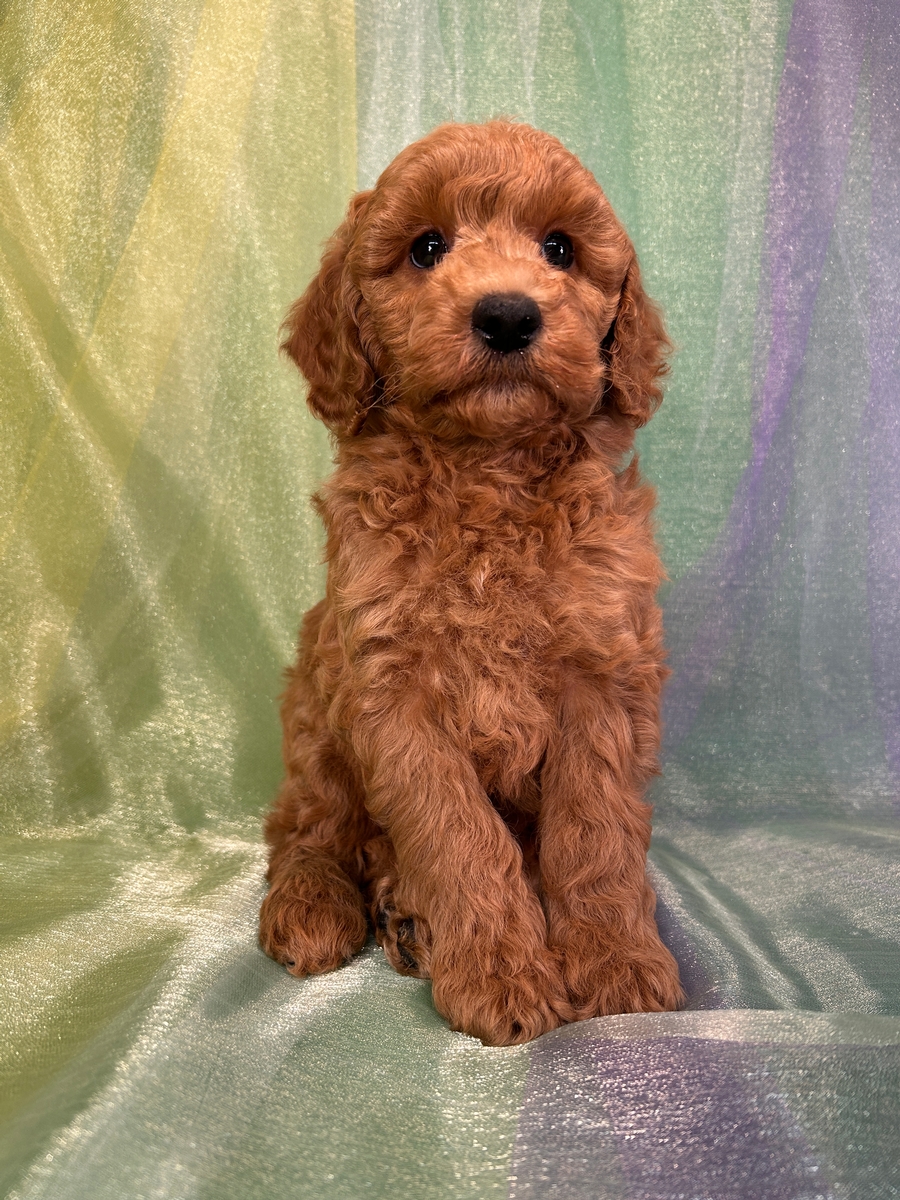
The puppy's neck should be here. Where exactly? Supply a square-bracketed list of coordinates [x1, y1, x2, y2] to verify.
[333, 412, 643, 516]
[350, 402, 634, 482]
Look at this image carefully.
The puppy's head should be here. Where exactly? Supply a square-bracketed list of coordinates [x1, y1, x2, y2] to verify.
[283, 122, 668, 441]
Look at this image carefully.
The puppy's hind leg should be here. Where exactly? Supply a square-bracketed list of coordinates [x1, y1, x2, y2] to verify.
[260, 615, 374, 975]
[362, 833, 433, 979]
[261, 827, 369, 975]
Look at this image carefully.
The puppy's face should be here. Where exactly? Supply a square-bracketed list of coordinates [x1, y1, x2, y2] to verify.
[284, 123, 667, 441]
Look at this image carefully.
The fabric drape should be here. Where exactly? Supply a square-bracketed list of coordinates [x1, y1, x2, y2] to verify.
[2, 0, 898, 1195]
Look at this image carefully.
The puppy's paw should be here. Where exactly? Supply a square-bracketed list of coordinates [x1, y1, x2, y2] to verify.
[558, 928, 683, 1018]
[259, 866, 367, 976]
[432, 937, 573, 1046]
[375, 905, 432, 979]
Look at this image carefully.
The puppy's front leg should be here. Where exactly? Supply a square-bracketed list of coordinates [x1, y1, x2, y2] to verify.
[539, 680, 683, 1019]
[356, 705, 571, 1045]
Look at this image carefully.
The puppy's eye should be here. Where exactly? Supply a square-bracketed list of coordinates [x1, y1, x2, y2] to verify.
[410, 231, 448, 269]
[541, 232, 575, 270]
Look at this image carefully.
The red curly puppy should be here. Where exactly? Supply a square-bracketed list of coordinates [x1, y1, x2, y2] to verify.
[260, 120, 683, 1045]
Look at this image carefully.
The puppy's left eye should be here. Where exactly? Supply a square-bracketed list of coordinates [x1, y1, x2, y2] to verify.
[410, 231, 448, 269]
[541, 232, 575, 270]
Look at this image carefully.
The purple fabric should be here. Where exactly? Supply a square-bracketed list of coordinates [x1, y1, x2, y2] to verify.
[867, 0, 900, 783]
[510, 1036, 900, 1199]
[663, 0, 869, 752]
[590, 1040, 824, 1200]
[510, 1037, 828, 1199]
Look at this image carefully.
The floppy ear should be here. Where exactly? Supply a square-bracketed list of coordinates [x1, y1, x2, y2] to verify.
[281, 190, 374, 434]
[603, 258, 670, 427]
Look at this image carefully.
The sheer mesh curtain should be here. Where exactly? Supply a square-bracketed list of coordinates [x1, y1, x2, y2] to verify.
[2, 1, 900, 1197]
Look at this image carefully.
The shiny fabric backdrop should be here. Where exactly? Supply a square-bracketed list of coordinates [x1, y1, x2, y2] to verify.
[1, 1, 899, 1197]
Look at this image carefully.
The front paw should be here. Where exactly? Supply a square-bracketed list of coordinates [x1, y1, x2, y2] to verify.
[259, 868, 367, 976]
[555, 922, 683, 1018]
[431, 935, 573, 1046]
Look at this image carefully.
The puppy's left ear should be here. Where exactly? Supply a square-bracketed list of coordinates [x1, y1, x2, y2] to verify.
[603, 258, 670, 427]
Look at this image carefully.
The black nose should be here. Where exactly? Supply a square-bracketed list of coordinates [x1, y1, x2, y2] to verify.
[471, 293, 542, 353]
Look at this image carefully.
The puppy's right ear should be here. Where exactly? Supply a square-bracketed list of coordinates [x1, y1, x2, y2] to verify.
[281, 190, 374, 433]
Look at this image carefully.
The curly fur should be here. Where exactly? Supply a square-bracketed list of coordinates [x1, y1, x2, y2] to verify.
[260, 121, 683, 1045]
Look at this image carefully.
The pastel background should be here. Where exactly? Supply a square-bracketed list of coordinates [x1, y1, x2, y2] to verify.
[2, 1, 899, 1195]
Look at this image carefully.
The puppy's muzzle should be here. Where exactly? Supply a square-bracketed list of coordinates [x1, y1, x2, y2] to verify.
[472, 293, 542, 354]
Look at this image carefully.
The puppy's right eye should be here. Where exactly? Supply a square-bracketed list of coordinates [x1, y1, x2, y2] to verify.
[410, 231, 448, 269]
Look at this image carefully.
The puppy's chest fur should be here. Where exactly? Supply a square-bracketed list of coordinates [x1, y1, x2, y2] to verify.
[318, 450, 660, 797]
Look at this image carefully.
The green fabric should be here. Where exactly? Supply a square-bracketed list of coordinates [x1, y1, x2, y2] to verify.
[3, 0, 900, 1196]
[355, 0, 795, 580]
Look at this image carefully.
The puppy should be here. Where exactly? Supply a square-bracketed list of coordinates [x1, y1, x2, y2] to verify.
[260, 121, 683, 1045]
